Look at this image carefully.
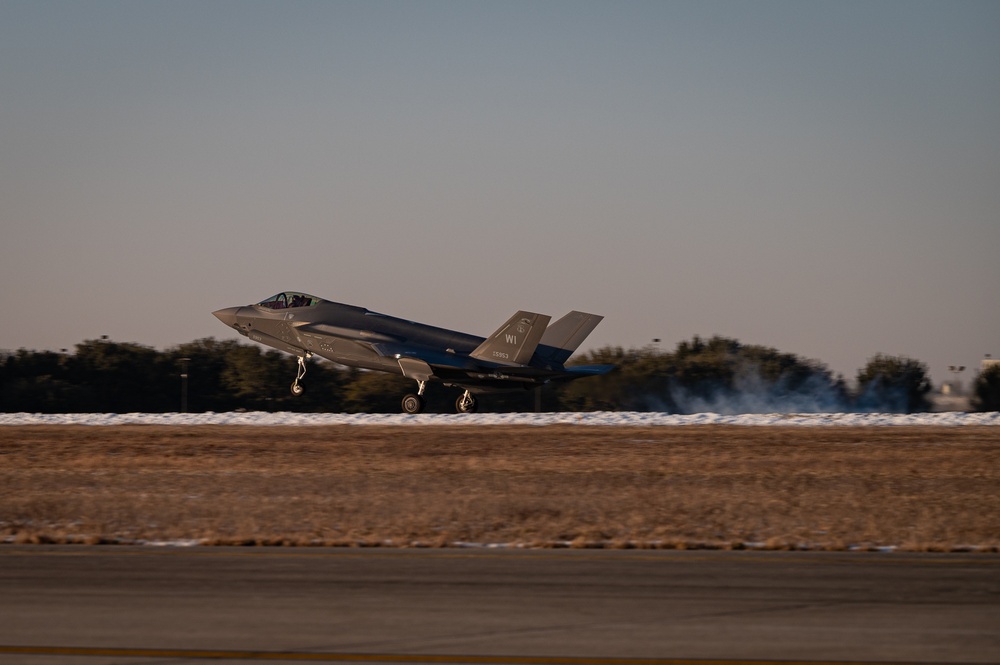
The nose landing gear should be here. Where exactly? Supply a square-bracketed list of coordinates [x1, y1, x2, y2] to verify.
[291, 355, 309, 396]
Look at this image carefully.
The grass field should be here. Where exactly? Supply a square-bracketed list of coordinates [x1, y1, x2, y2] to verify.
[2, 425, 998, 551]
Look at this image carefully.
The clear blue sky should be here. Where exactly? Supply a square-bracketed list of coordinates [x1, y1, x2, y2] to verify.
[2, 0, 998, 387]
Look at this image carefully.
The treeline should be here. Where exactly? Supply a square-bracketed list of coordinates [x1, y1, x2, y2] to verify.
[561, 338, 934, 413]
[2, 336, 998, 413]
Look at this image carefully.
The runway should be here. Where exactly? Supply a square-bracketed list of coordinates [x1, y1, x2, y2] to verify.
[1, 547, 997, 665]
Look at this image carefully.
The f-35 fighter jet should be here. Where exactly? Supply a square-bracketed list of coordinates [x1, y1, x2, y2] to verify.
[213, 292, 613, 413]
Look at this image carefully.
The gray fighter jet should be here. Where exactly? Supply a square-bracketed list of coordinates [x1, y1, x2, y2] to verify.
[213, 292, 613, 413]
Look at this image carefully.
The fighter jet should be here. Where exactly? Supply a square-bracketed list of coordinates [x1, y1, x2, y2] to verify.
[213, 292, 613, 413]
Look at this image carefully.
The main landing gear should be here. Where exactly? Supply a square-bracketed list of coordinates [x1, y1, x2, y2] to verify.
[401, 381, 427, 414]
[291, 355, 309, 396]
[400, 384, 480, 414]
[455, 390, 478, 414]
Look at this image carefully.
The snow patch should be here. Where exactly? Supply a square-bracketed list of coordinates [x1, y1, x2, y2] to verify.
[1, 411, 997, 426]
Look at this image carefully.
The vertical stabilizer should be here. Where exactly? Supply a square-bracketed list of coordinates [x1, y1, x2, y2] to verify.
[538, 311, 604, 364]
[470, 311, 551, 366]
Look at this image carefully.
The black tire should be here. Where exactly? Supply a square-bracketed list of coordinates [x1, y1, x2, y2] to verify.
[401, 394, 425, 414]
[455, 393, 478, 414]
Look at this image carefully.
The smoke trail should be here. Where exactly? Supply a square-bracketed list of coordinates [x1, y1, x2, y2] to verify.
[645, 363, 911, 415]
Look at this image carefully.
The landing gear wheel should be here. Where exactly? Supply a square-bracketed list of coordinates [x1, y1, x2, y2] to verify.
[290, 355, 308, 397]
[401, 394, 425, 414]
[455, 392, 478, 414]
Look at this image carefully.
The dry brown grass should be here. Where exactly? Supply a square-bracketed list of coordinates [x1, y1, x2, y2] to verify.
[1, 425, 998, 550]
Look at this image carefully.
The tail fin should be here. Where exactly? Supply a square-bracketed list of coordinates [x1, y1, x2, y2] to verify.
[470, 311, 551, 366]
[537, 311, 604, 364]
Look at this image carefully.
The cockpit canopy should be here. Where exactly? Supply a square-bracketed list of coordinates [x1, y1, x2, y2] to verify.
[256, 292, 320, 310]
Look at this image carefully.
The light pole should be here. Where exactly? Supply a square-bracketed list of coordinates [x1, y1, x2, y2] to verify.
[947, 365, 965, 395]
[179, 357, 191, 413]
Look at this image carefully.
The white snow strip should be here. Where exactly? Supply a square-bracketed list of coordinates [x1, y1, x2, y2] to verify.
[0, 411, 997, 426]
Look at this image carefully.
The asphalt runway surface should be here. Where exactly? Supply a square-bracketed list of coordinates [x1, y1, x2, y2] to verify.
[1, 547, 998, 665]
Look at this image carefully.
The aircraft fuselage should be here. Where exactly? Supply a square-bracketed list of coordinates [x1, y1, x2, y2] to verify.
[213, 292, 612, 413]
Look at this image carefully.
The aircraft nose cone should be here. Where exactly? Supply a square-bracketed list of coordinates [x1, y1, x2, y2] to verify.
[213, 306, 241, 328]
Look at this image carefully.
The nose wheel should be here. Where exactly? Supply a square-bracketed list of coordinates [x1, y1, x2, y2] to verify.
[291, 355, 309, 396]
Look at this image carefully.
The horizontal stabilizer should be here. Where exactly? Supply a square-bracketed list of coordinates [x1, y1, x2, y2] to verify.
[562, 364, 616, 377]
[538, 311, 604, 364]
[470, 311, 551, 366]
[468, 363, 615, 380]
